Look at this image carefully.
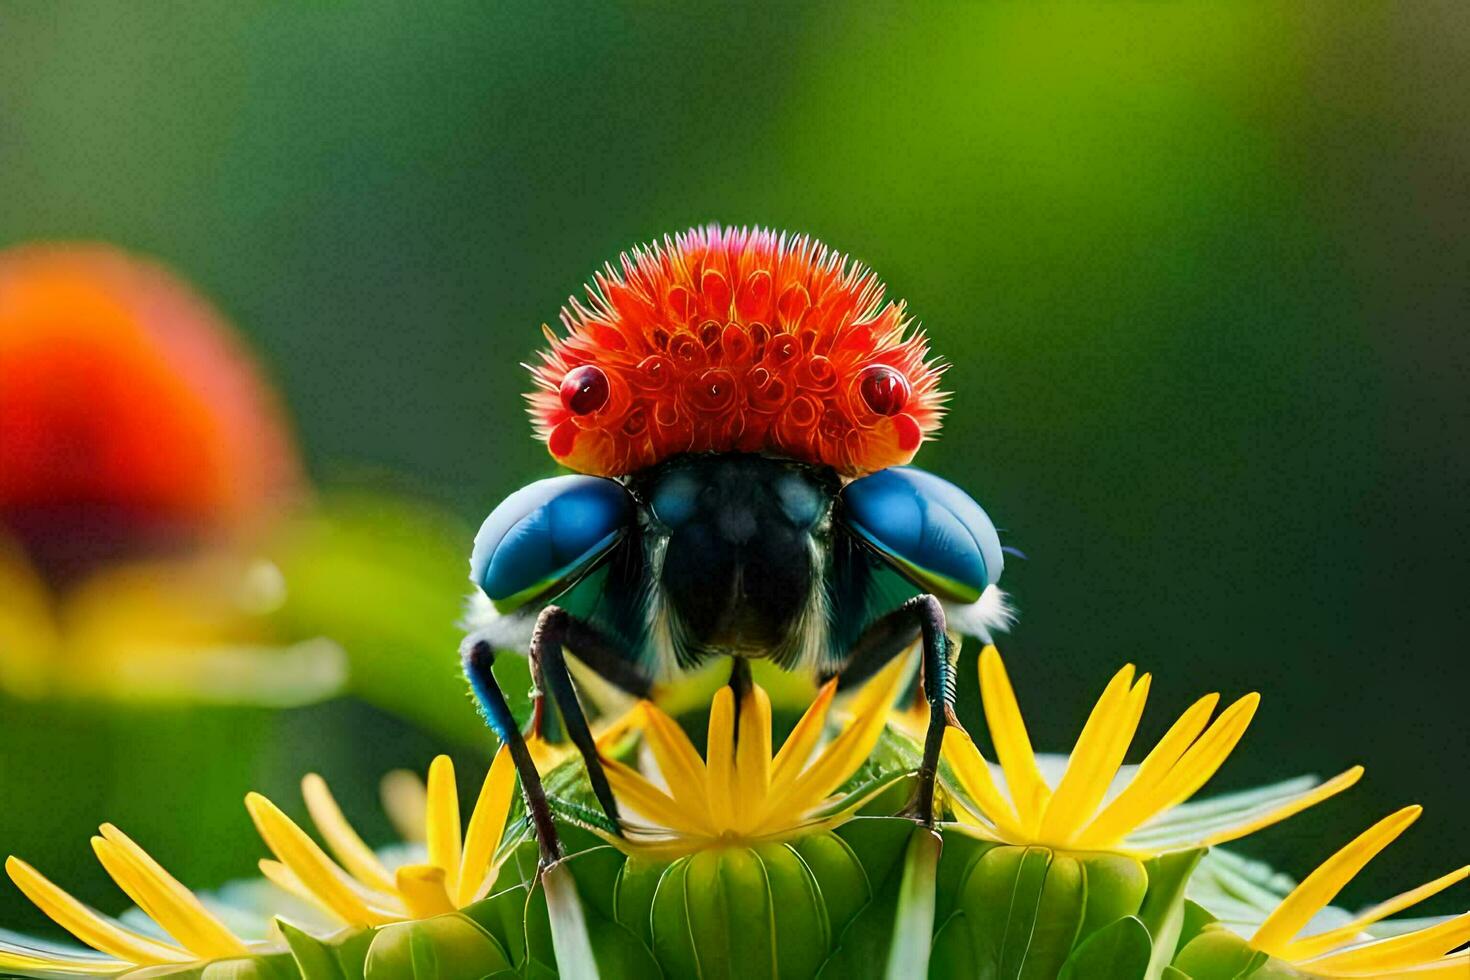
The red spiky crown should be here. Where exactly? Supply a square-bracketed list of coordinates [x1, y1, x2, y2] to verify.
[528, 225, 946, 478]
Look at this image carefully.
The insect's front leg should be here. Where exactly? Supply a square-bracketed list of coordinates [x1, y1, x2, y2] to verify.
[527, 606, 653, 836]
[825, 594, 958, 827]
[461, 638, 564, 865]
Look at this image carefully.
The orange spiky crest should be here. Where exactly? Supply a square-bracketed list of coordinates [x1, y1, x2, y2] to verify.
[527, 225, 946, 477]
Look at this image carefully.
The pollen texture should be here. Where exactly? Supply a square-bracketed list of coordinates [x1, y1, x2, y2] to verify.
[527, 225, 946, 477]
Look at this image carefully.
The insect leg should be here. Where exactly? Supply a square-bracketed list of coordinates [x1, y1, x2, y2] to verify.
[524, 604, 652, 745]
[529, 606, 653, 836]
[826, 594, 956, 827]
[461, 638, 563, 864]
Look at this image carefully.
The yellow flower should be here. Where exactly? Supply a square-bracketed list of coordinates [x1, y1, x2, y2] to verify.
[2, 826, 282, 975]
[246, 749, 516, 925]
[1244, 806, 1469, 978]
[0, 751, 522, 977]
[602, 656, 908, 857]
[942, 646, 1361, 855]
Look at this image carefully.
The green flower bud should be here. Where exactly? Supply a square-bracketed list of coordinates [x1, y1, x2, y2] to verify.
[613, 832, 867, 980]
[1170, 927, 1308, 980]
[945, 844, 1148, 977]
[361, 913, 511, 979]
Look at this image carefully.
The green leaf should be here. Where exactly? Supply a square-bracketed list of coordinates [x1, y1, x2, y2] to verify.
[933, 828, 995, 925]
[612, 856, 666, 949]
[817, 819, 930, 979]
[362, 913, 511, 980]
[960, 845, 1064, 978]
[649, 857, 698, 979]
[1138, 849, 1205, 979]
[836, 817, 917, 892]
[756, 843, 829, 980]
[1169, 928, 1274, 980]
[1078, 853, 1149, 940]
[1058, 915, 1152, 980]
[928, 912, 976, 980]
[560, 845, 625, 922]
[690, 848, 775, 980]
[115, 956, 301, 980]
[521, 849, 660, 979]
[278, 919, 375, 980]
[1176, 900, 1219, 952]
[791, 831, 870, 937]
[204, 959, 302, 980]
[461, 883, 533, 970]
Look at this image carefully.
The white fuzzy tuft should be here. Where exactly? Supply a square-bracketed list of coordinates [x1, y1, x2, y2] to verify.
[942, 586, 1016, 643]
[460, 591, 536, 655]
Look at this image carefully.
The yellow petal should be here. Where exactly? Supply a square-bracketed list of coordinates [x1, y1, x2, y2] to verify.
[979, 646, 1051, 833]
[705, 687, 737, 825]
[1194, 766, 1363, 848]
[769, 661, 904, 828]
[0, 939, 125, 975]
[457, 746, 516, 906]
[768, 679, 837, 794]
[940, 727, 1025, 840]
[89, 826, 248, 960]
[1283, 863, 1470, 961]
[733, 685, 773, 832]
[302, 774, 395, 892]
[395, 864, 458, 919]
[1303, 911, 1470, 975]
[594, 702, 646, 749]
[1147, 692, 1260, 818]
[1037, 667, 1145, 844]
[844, 650, 912, 722]
[638, 701, 715, 826]
[602, 756, 711, 837]
[4, 856, 190, 965]
[246, 792, 398, 927]
[425, 756, 463, 897]
[1252, 806, 1422, 955]
[1073, 692, 1220, 848]
[256, 859, 347, 925]
[380, 769, 428, 843]
[1161, 693, 1260, 802]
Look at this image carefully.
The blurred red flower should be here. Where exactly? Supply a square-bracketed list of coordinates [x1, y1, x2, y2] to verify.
[0, 244, 300, 583]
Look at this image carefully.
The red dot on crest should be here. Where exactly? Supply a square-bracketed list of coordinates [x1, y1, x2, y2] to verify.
[560, 365, 609, 415]
[859, 365, 910, 416]
[894, 413, 923, 451]
[548, 420, 579, 457]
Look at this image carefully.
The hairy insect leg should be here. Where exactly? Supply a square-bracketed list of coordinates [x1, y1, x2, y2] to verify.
[826, 594, 957, 827]
[528, 606, 654, 837]
[461, 638, 563, 864]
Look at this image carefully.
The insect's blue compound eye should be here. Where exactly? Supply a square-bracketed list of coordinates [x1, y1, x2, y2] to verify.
[840, 466, 1004, 605]
[649, 469, 701, 528]
[471, 475, 633, 611]
[773, 471, 825, 529]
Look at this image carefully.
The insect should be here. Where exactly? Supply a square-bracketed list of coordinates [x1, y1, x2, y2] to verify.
[460, 225, 1010, 855]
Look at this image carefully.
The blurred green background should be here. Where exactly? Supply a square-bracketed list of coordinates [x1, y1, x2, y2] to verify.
[1, 1, 1466, 934]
